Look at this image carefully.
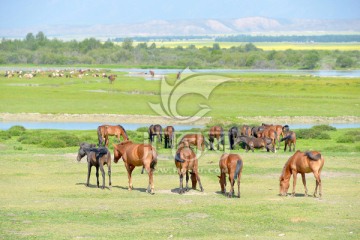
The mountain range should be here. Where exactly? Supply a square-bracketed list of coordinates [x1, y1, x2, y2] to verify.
[1, 17, 360, 39]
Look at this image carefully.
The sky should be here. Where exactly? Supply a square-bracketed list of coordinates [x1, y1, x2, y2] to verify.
[1, 0, 359, 30]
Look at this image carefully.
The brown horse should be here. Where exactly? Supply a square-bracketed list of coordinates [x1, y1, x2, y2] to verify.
[218, 153, 243, 198]
[257, 128, 278, 152]
[164, 126, 175, 148]
[208, 126, 224, 151]
[148, 124, 163, 144]
[175, 145, 203, 194]
[97, 124, 129, 147]
[240, 125, 252, 137]
[149, 70, 155, 77]
[113, 141, 157, 194]
[178, 133, 207, 151]
[281, 131, 296, 152]
[108, 74, 116, 84]
[279, 150, 325, 198]
[76, 142, 112, 189]
[262, 124, 285, 149]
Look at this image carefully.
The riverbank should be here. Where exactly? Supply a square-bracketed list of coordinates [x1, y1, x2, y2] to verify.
[1, 113, 359, 126]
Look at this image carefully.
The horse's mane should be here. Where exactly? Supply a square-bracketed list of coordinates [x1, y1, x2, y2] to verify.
[118, 125, 128, 138]
[119, 140, 133, 145]
[305, 151, 321, 161]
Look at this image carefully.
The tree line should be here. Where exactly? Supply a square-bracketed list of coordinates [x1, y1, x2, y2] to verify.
[0, 32, 359, 69]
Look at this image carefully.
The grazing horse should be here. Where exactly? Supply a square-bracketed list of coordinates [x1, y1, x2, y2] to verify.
[113, 141, 157, 194]
[208, 126, 225, 151]
[148, 124, 163, 144]
[228, 126, 239, 150]
[218, 153, 243, 198]
[251, 125, 265, 137]
[175, 144, 203, 194]
[240, 125, 252, 136]
[257, 128, 278, 152]
[76, 142, 112, 189]
[149, 70, 155, 77]
[233, 136, 274, 152]
[262, 124, 285, 149]
[97, 125, 129, 147]
[281, 131, 296, 152]
[164, 126, 175, 148]
[108, 74, 116, 84]
[178, 133, 207, 152]
[279, 150, 325, 198]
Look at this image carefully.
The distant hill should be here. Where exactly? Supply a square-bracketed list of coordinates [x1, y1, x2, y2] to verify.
[1, 17, 360, 39]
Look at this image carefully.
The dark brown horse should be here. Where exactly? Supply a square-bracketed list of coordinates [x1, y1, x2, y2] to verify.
[233, 136, 274, 152]
[97, 124, 129, 147]
[76, 142, 112, 189]
[149, 70, 155, 77]
[279, 150, 325, 198]
[218, 153, 243, 198]
[113, 141, 157, 194]
[208, 126, 224, 151]
[108, 74, 116, 84]
[228, 126, 239, 150]
[175, 144, 203, 194]
[281, 131, 296, 152]
[178, 133, 207, 151]
[164, 126, 175, 148]
[148, 124, 162, 144]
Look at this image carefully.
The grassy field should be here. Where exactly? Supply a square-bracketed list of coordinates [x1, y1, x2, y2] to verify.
[137, 41, 360, 51]
[0, 127, 359, 239]
[0, 72, 359, 122]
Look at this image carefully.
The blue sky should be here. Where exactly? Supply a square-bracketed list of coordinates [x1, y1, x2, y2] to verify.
[1, 0, 359, 29]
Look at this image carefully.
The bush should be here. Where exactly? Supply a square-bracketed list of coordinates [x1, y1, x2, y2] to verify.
[0, 131, 11, 140]
[312, 125, 336, 131]
[55, 133, 80, 147]
[8, 125, 26, 136]
[337, 135, 355, 143]
[316, 132, 331, 140]
[41, 139, 67, 148]
[18, 134, 42, 144]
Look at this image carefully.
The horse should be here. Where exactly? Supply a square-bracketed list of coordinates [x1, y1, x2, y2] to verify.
[208, 126, 224, 151]
[281, 131, 296, 152]
[218, 153, 243, 198]
[149, 70, 155, 77]
[113, 141, 157, 194]
[164, 126, 175, 148]
[257, 128, 278, 152]
[262, 124, 285, 149]
[228, 126, 239, 150]
[76, 142, 112, 189]
[178, 133, 207, 152]
[279, 150, 325, 198]
[97, 124, 129, 147]
[148, 124, 163, 144]
[175, 144, 203, 194]
[108, 74, 116, 84]
[233, 136, 274, 152]
[240, 125, 252, 137]
[176, 71, 181, 80]
[251, 125, 265, 138]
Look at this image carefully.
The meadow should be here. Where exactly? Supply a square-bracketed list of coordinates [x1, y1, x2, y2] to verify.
[0, 70, 359, 239]
[0, 126, 359, 239]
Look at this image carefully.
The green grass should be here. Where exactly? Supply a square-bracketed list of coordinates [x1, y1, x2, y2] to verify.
[0, 72, 359, 120]
[0, 128, 359, 239]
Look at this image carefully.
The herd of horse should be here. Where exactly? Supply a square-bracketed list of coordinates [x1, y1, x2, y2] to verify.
[76, 123, 324, 199]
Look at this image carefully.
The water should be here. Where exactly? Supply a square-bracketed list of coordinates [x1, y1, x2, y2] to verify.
[0, 121, 359, 131]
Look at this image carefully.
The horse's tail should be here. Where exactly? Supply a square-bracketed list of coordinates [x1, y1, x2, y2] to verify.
[305, 151, 322, 161]
[97, 126, 103, 146]
[234, 159, 243, 181]
[228, 130, 234, 150]
[150, 147, 158, 170]
[220, 128, 225, 145]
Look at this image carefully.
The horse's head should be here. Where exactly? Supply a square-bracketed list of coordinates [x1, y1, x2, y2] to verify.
[113, 144, 122, 163]
[77, 143, 96, 161]
[279, 173, 290, 196]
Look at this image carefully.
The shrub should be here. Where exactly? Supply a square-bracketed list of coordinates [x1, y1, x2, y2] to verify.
[55, 133, 80, 147]
[312, 125, 336, 131]
[337, 135, 355, 143]
[0, 131, 11, 140]
[8, 125, 26, 136]
[41, 139, 67, 148]
[315, 132, 331, 140]
[18, 134, 42, 144]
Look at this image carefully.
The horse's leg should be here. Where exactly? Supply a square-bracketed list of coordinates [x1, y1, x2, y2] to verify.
[195, 170, 204, 192]
[86, 162, 92, 187]
[99, 164, 105, 189]
[179, 170, 184, 194]
[125, 164, 134, 190]
[108, 164, 112, 189]
[144, 165, 155, 194]
[96, 166, 100, 188]
[228, 176, 234, 198]
[185, 171, 189, 191]
[284, 142, 287, 152]
[301, 173, 308, 196]
[291, 171, 297, 196]
[313, 171, 322, 198]
[237, 172, 242, 198]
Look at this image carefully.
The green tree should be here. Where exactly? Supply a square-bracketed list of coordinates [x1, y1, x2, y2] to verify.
[122, 38, 134, 50]
[336, 55, 354, 68]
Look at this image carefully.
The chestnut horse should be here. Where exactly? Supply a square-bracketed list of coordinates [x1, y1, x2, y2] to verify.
[218, 153, 243, 198]
[175, 144, 203, 194]
[113, 141, 157, 194]
[97, 124, 128, 147]
[178, 133, 207, 151]
[164, 126, 175, 149]
[240, 125, 252, 137]
[148, 124, 162, 144]
[257, 128, 278, 152]
[281, 131, 296, 152]
[208, 126, 224, 151]
[76, 142, 112, 189]
[279, 150, 325, 198]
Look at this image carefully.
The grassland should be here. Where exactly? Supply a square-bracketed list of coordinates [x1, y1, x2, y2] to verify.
[139, 41, 360, 51]
[0, 72, 359, 123]
[0, 126, 359, 239]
